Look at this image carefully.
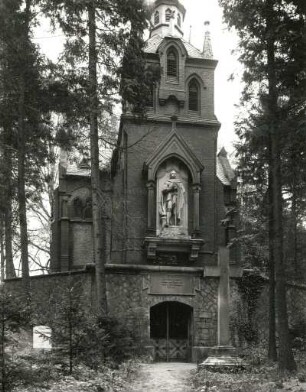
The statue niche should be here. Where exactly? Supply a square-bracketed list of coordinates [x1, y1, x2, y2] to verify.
[160, 170, 185, 228]
[156, 161, 189, 238]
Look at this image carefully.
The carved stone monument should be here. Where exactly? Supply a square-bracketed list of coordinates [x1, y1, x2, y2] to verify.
[156, 163, 188, 238]
[199, 247, 243, 369]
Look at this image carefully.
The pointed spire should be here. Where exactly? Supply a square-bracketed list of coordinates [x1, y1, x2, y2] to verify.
[203, 21, 213, 59]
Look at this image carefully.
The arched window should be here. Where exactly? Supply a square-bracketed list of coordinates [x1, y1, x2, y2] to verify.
[167, 49, 178, 78]
[188, 79, 199, 111]
[72, 197, 83, 218]
[154, 11, 159, 25]
[165, 8, 172, 22]
[83, 197, 92, 219]
[177, 13, 181, 28]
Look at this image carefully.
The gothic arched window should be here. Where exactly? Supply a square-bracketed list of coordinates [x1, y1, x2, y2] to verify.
[167, 49, 178, 79]
[188, 79, 200, 112]
[154, 11, 159, 25]
[165, 8, 172, 22]
[177, 13, 181, 28]
[83, 197, 92, 219]
[72, 198, 83, 218]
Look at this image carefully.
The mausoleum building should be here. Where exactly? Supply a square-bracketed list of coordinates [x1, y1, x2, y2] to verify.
[50, 0, 241, 362]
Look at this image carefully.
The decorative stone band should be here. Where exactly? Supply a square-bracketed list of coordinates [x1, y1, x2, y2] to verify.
[105, 263, 204, 274]
[143, 236, 204, 262]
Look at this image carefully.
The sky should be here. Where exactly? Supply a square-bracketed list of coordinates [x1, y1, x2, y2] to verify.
[34, 0, 244, 158]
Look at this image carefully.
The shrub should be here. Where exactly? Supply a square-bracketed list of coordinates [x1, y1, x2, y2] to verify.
[0, 287, 30, 392]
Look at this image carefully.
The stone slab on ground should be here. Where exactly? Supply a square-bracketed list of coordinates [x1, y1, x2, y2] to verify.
[126, 362, 197, 392]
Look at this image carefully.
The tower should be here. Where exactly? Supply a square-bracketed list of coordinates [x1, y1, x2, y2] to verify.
[111, 0, 220, 264]
[50, 0, 240, 362]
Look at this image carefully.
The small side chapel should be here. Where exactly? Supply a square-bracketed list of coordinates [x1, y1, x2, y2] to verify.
[51, 0, 241, 362]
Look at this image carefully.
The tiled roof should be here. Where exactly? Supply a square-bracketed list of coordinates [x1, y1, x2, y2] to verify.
[144, 34, 208, 59]
[145, 35, 163, 54]
[182, 39, 206, 59]
[66, 163, 91, 177]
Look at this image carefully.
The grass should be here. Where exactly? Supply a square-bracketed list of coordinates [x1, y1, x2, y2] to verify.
[11, 357, 142, 392]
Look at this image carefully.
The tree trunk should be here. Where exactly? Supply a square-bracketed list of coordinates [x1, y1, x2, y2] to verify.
[291, 181, 298, 277]
[1, 314, 6, 392]
[266, 0, 296, 372]
[17, 0, 32, 295]
[3, 139, 15, 279]
[17, 77, 30, 293]
[88, 1, 107, 314]
[267, 175, 277, 361]
[0, 220, 4, 282]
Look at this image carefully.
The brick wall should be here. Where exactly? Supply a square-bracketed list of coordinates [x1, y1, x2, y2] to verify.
[111, 119, 220, 266]
[5, 270, 95, 319]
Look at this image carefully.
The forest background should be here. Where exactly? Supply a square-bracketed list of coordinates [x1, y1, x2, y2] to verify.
[0, 0, 305, 380]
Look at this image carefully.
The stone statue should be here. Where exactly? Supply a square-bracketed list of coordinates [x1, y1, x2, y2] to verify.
[160, 170, 185, 229]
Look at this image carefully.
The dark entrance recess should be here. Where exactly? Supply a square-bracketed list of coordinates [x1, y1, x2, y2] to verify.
[150, 301, 193, 361]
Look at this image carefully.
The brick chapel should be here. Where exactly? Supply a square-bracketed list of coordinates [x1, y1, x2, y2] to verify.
[50, 0, 241, 362]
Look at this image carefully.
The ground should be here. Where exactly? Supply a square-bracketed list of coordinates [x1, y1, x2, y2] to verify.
[126, 362, 197, 392]
[12, 356, 306, 392]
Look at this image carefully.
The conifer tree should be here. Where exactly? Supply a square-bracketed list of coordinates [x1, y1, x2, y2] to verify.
[0, 0, 64, 288]
[41, 0, 155, 313]
[220, 0, 306, 371]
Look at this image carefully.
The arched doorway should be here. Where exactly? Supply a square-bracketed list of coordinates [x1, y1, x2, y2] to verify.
[150, 301, 193, 361]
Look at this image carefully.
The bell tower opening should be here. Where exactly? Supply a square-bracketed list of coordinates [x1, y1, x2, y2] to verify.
[150, 0, 186, 39]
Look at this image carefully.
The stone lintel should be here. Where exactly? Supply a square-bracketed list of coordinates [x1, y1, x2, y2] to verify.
[144, 236, 204, 262]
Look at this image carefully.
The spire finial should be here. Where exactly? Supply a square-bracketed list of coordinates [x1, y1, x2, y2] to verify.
[189, 25, 192, 43]
[203, 21, 213, 59]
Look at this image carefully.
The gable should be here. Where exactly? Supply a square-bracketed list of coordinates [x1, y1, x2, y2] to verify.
[144, 128, 204, 184]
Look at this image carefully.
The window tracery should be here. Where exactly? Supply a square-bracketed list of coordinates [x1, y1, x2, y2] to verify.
[188, 79, 199, 112]
[167, 49, 178, 79]
[71, 196, 92, 219]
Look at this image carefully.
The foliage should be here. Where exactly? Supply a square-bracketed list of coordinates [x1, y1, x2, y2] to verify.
[219, 0, 306, 370]
[290, 319, 306, 350]
[38, 278, 143, 373]
[230, 274, 266, 346]
[11, 358, 141, 392]
[0, 0, 76, 278]
[221, 0, 306, 278]
[39, 0, 158, 140]
[0, 286, 29, 392]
